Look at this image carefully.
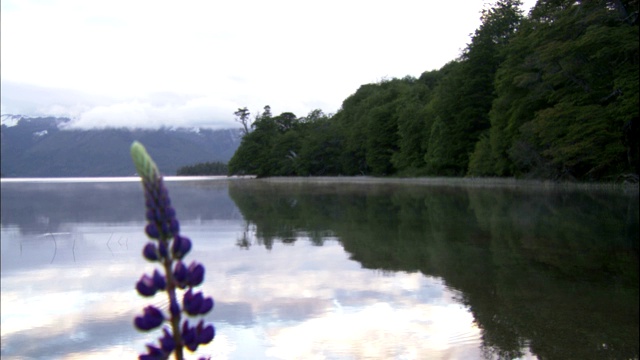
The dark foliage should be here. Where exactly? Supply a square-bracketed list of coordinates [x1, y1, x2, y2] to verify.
[176, 162, 228, 176]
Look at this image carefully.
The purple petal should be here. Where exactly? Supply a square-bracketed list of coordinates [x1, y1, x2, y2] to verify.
[136, 275, 157, 297]
[145, 209, 160, 222]
[161, 222, 170, 236]
[159, 328, 176, 353]
[172, 236, 191, 259]
[145, 197, 155, 209]
[135, 306, 164, 330]
[183, 289, 204, 316]
[198, 324, 215, 344]
[187, 262, 205, 287]
[139, 345, 165, 360]
[152, 269, 166, 291]
[165, 206, 176, 219]
[134, 316, 148, 330]
[200, 297, 214, 315]
[134, 310, 163, 331]
[145, 224, 160, 239]
[142, 242, 159, 261]
[182, 321, 198, 351]
[173, 261, 188, 285]
[169, 219, 180, 236]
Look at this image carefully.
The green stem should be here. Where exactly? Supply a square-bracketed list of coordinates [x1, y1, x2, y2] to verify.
[161, 239, 184, 360]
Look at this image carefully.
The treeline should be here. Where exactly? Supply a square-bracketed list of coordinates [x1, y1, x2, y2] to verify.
[176, 161, 228, 176]
[229, 0, 639, 181]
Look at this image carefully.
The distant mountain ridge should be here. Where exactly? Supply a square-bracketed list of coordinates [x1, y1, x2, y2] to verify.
[1, 115, 242, 177]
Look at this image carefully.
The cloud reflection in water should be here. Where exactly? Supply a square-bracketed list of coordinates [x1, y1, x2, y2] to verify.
[2, 219, 484, 359]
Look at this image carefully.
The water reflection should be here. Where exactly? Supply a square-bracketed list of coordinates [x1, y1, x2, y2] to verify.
[1, 180, 243, 359]
[1, 180, 240, 235]
[1, 179, 637, 359]
[229, 180, 639, 359]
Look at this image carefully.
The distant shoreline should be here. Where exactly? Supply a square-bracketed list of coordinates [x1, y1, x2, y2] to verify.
[241, 176, 640, 194]
[0, 175, 255, 183]
[1, 175, 637, 194]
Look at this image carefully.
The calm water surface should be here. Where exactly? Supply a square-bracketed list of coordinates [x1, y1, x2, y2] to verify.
[1, 177, 638, 359]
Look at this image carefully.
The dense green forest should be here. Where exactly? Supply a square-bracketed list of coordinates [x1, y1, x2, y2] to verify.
[176, 161, 228, 175]
[229, 0, 639, 181]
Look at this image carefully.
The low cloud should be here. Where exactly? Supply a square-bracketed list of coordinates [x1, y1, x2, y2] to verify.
[1, 80, 340, 131]
[1, 81, 239, 130]
[66, 96, 237, 130]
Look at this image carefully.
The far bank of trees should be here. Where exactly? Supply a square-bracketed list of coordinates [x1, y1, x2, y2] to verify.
[176, 161, 228, 176]
[228, 0, 639, 181]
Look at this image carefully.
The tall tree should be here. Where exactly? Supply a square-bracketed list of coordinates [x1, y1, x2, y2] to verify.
[392, 70, 443, 174]
[234, 107, 252, 136]
[428, 0, 525, 175]
[297, 115, 344, 175]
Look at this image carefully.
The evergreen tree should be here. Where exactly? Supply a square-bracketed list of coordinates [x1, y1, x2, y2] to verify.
[234, 107, 251, 136]
[428, 1, 525, 176]
[392, 70, 443, 174]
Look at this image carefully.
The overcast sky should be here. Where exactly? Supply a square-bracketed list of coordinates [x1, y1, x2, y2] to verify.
[1, 0, 537, 129]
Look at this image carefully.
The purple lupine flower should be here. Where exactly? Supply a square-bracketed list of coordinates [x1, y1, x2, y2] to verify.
[181, 322, 196, 351]
[172, 236, 192, 260]
[159, 328, 177, 353]
[196, 321, 215, 345]
[200, 298, 214, 315]
[146, 208, 161, 222]
[169, 218, 180, 236]
[145, 223, 161, 239]
[136, 274, 160, 297]
[143, 242, 160, 262]
[186, 262, 205, 287]
[131, 141, 215, 359]
[136, 270, 166, 297]
[173, 261, 188, 286]
[134, 306, 164, 331]
[182, 320, 215, 352]
[152, 269, 167, 291]
[183, 289, 214, 316]
[139, 345, 166, 360]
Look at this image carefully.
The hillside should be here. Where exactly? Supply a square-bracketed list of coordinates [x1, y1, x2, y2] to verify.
[0, 115, 241, 177]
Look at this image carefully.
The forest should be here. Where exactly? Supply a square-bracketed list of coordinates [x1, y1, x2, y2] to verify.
[228, 0, 639, 181]
[176, 161, 228, 176]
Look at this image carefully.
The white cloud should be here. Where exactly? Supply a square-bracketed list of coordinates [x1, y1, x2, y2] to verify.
[1, 0, 539, 129]
[0, 81, 241, 129]
[67, 96, 238, 129]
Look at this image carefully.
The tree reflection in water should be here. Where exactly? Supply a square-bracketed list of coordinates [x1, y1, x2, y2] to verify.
[229, 180, 639, 360]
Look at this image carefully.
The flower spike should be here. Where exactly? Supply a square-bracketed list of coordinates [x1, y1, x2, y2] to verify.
[131, 141, 215, 359]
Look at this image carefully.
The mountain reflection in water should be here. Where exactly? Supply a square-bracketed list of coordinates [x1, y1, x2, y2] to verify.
[1, 178, 637, 359]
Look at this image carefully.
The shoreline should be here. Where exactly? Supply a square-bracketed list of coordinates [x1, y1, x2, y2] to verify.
[241, 176, 640, 194]
[1, 175, 637, 194]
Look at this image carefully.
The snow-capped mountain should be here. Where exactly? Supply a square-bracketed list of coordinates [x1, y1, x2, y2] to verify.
[1, 115, 242, 177]
[0, 114, 23, 127]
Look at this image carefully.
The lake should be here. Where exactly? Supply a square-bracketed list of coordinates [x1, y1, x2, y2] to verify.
[1, 177, 638, 360]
